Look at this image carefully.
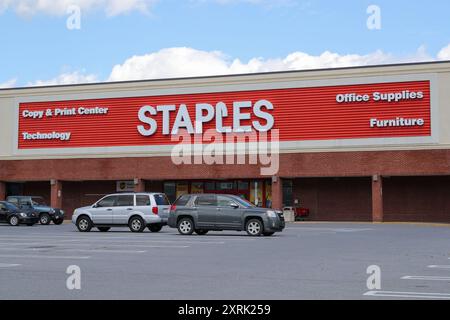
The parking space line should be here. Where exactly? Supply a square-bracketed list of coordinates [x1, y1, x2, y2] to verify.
[51, 249, 148, 254]
[0, 238, 255, 245]
[0, 254, 91, 259]
[1, 243, 190, 249]
[0, 235, 255, 241]
[2, 239, 224, 245]
[0, 263, 22, 268]
[0, 248, 147, 254]
[428, 265, 450, 269]
[401, 276, 450, 281]
[293, 227, 374, 232]
[364, 291, 450, 299]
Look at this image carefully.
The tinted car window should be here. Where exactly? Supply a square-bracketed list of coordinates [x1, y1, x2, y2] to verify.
[217, 196, 238, 207]
[195, 195, 217, 206]
[154, 194, 170, 205]
[31, 197, 46, 206]
[136, 195, 151, 206]
[8, 198, 19, 205]
[233, 197, 256, 208]
[19, 199, 32, 206]
[97, 196, 117, 208]
[115, 195, 134, 207]
[174, 195, 191, 206]
[0, 203, 5, 210]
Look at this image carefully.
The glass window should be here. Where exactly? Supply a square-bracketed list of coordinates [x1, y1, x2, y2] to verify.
[218, 182, 234, 190]
[195, 195, 217, 207]
[115, 195, 134, 207]
[164, 182, 177, 203]
[217, 196, 238, 207]
[233, 197, 256, 208]
[0, 203, 5, 210]
[31, 197, 46, 206]
[238, 181, 249, 190]
[176, 182, 189, 199]
[174, 195, 191, 206]
[191, 182, 204, 194]
[136, 195, 151, 206]
[204, 182, 215, 191]
[282, 180, 293, 207]
[20, 199, 33, 206]
[7, 198, 18, 205]
[154, 194, 170, 205]
[97, 196, 117, 208]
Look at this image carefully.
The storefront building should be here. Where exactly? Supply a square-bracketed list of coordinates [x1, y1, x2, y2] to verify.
[1, 61, 450, 222]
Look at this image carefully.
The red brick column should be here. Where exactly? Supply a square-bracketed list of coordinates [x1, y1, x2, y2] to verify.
[0, 182, 6, 201]
[372, 175, 383, 222]
[271, 177, 283, 210]
[134, 179, 146, 193]
[51, 180, 63, 209]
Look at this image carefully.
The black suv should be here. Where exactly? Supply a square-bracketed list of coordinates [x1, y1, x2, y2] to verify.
[0, 201, 39, 226]
[168, 194, 285, 236]
[6, 196, 65, 225]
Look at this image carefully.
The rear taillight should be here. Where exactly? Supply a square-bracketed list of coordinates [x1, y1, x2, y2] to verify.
[152, 207, 158, 215]
[170, 205, 176, 213]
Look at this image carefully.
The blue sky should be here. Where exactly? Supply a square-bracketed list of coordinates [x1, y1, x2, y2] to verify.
[0, 0, 449, 88]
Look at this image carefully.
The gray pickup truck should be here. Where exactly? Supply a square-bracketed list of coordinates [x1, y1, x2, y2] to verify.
[168, 194, 285, 236]
[6, 196, 65, 225]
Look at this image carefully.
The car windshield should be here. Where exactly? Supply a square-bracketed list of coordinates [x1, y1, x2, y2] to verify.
[31, 197, 47, 206]
[232, 196, 256, 208]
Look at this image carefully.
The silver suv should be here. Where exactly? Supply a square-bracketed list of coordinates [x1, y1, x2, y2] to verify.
[72, 193, 170, 233]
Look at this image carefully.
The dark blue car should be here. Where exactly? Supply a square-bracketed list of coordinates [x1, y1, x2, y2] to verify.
[0, 201, 39, 226]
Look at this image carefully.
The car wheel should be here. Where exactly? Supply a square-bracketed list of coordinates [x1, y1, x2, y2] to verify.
[263, 232, 275, 237]
[195, 229, 209, 235]
[97, 227, 111, 232]
[53, 219, 64, 225]
[129, 216, 145, 233]
[39, 213, 51, 225]
[77, 216, 92, 232]
[9, 216, 20, 226]
[148, 225, 163, 233]
[177, 218, 194, 235]
[246, 219, 263, 236]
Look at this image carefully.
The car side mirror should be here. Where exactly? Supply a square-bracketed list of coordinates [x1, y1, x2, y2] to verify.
[92, 204, 98, 208]
[230, 203, 239, 209]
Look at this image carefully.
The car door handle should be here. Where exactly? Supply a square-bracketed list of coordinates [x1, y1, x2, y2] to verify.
[127, 208, 133, 211]
[107, 209, 113, 211]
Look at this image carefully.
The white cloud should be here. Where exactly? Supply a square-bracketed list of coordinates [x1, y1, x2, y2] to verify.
[438, 44, 450, 61]
[5, 44, 449, 88]
[108, 46, 435, 82]
[0, 0, 156, 17]
[28, 71, 98, 87]
[0, 78, 17, 88]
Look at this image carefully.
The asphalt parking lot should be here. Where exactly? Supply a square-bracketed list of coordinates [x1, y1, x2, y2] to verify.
[1, 222, 450, 300]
